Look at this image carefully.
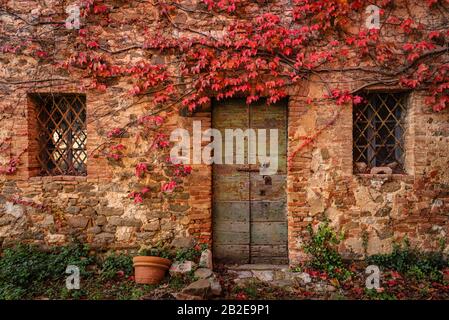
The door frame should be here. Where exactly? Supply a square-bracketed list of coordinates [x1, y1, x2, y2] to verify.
[210, 97, 290, 265]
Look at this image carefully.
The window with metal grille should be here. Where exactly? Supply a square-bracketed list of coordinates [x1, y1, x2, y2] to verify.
[31, 93, 87, 176]
[353, 92, 408, 174]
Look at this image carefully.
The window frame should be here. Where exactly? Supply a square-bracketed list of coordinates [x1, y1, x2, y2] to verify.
[353, 90, 410, 175]
[29, 93, 87, 177]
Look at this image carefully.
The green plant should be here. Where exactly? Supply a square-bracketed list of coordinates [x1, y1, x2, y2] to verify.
[367, 239, 448, 282]
[138, 244, 173, 259]
[438, 237, 446, 252]
[61, 286, 87, 300]
[100, 253, 133, 280]
[361, 230, 369, 256]
[365, 288, 397, 300]
[175, 244, 207, 263]
[100, 281, 155, 300]
[46, 243, 94, 277]
[303, 222, 351, 280]
[0, 243, 94, 299]
[0, 284, 26, 300]
[0, 244, 165, 300]
[168, 275, 190, 290]
[241, 284, 259, 299]
[231, 280, 260, 299]
[291, 266, 303, 273]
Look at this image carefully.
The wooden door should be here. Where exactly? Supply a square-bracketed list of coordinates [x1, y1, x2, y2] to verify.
[213, 99, 288, 264]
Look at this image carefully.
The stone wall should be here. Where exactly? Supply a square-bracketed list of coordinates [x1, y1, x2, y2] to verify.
[286, 82, 449, 264]
[2, 81, 448, 263]
[0, 0, 214, 251]
[1, 0, 448, 265]
[0, 90, 212, 250]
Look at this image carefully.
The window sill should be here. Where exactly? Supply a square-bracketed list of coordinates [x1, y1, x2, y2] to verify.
[354, 173, 414, 183]
[29, 175, 88, 183]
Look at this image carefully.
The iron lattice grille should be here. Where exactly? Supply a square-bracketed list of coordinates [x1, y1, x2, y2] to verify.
[353, 92, 408, 174]
[33, 94, 87, 176]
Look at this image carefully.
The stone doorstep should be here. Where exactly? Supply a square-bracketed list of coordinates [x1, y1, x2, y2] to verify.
[226, 264, 311, 285]
[226, 264, 289, 271]
[226, 265, 289, 282]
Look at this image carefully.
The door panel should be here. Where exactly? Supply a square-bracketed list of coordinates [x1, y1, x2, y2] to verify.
[250, 201, 286, 222]
[213, 99, 288, 264]
[250, 175, 286, 201]
[250, 222, 288, 245]
[213, 245, 250, 263]
[213, 100, 250, 264]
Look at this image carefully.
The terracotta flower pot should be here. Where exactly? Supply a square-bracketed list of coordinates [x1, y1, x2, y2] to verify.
[133, 256, 172, 285]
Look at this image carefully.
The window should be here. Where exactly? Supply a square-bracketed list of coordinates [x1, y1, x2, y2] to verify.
[353, 92, 408, 174]
[31, 93, 87, 176]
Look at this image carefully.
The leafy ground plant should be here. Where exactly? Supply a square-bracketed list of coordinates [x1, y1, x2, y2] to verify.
[2, 242, 449, 300]
[364, 288, 397, 300]
[0, 244, 163, 300]
[138, 244, 173, 260]
[100, 253, 134, 280]
[0, 243, 94, 299]
[175, 244, 208, 263]
[303, 222, 351, 281]
[367, 239, 448, 282]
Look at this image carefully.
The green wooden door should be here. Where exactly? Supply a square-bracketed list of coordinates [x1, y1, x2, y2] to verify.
[212, 99, 288, 264]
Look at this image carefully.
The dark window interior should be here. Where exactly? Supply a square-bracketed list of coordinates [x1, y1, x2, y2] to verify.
[31, 93, 87, 176]
[353, 92, 408, 174]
